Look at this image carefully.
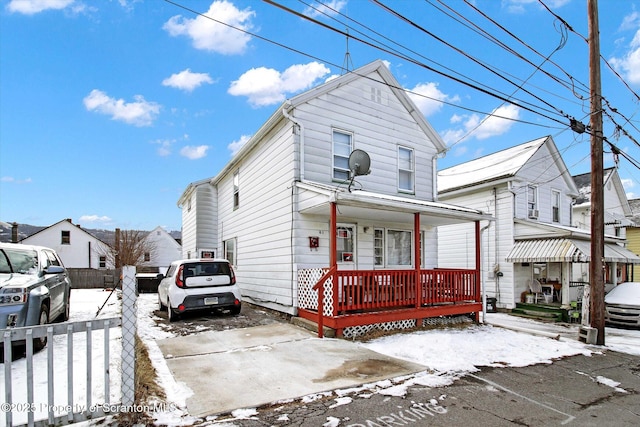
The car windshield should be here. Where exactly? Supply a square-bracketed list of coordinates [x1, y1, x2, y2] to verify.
[1, 248, 38, 274]
[183, 262, 230, 278]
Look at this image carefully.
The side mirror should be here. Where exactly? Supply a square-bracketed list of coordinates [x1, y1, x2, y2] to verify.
[44, 265, 65, 275]
[156, 273, 164, 280]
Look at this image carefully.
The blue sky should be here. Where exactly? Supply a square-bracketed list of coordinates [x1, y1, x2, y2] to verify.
[1, 0, 639, 232]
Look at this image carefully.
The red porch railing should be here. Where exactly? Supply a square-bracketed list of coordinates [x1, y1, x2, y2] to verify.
[305, 268, 480, 337]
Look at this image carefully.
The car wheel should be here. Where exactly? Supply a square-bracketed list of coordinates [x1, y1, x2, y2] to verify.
[158, 294, 166, 310]
[230, 305, 241, 315]
[167, 299, 179, 322]
[33, 305, 49, 352]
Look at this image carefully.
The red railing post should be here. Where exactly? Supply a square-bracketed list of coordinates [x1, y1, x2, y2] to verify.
[414, 213, 421, 308]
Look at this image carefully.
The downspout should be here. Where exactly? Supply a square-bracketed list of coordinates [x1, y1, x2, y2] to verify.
[432, 152, 444, 201]
[282, 102, 305, 181]
[480, 222, 491, 323]
[494, 187, 500, 301]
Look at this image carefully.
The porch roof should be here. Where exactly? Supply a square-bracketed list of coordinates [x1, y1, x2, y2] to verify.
[296, 181, 493, 226]
[505, 238, 640, 264]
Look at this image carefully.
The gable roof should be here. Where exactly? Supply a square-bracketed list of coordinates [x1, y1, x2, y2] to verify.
[572, 168, 632, 215]
[178, 60, 446, 205]
[438, 136, 578, 196]
[21, 218, 108, 245]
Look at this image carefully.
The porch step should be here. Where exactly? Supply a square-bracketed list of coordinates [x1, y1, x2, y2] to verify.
[511, 303, 566, 322]
[291, 316, 336, 338]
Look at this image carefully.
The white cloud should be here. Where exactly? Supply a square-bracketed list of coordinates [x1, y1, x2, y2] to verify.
[442, 104, 520, 145]
[303, 0, 346, 18]
[502, 0, 569, 14]
[162, 69, 214, 92]
[228, 134, 252, 155]
[619, 11, 640, 31]
[180, 145, 209, 159]
[407, 82, 460, 117]
[6, 0, 74, 14]
[1, 176, 32, 184]
[83, 89, 161, 127]
[610, 29, 640, 85]
[151, 138, 176, 157]
[622, 178, 636, 192]
[79, 215, 112, 223]
[163, 0, 254, 55]
[228, 62, 330, 107]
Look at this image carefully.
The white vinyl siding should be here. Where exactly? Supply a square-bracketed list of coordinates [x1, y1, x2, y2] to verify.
[299, 71, 438, 200]
[217, 120, 297, 312]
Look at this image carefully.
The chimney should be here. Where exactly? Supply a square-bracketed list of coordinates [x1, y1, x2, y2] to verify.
[11, 222, 18, 243]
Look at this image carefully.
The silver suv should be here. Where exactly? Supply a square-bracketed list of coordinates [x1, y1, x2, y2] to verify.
[0, 242, 72, 350]
[157, 258, 242, 322]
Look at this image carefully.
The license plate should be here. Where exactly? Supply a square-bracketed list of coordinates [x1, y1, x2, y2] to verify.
[204, 297, 219, 305]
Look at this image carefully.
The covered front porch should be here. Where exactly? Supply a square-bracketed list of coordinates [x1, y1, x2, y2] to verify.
[294, 182, 493, 337]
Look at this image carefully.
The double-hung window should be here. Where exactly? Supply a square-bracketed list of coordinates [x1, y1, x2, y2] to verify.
[527, 185, 538, 218]
[333, 130, 352, 181]
[61, 230, 70, 245]
[398, 146, 414, 193]
[552, 190, 561, 223]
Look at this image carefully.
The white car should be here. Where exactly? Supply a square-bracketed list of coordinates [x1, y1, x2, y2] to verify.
[605, 282, 640, 328]
[157, 258, 241, 321]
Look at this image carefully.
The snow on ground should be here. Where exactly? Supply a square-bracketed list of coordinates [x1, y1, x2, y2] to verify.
[4, 289, 640, 427]
[0, 289, 122, 427]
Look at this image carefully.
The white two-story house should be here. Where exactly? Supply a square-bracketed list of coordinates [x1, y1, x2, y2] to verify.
[437, 137, 640, 310]
[178, 60, 492, 337]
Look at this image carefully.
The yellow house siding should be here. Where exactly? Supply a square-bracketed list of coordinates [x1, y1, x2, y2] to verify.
[628, 227, 640, 281]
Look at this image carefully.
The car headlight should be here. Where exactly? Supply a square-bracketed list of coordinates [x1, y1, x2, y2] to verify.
[0, 288, 28, 305]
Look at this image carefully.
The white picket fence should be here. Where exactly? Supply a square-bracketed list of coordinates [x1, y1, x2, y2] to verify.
[1, 266, 137, 427]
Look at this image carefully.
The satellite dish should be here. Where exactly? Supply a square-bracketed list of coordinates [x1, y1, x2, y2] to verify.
[348, 149, 371, 177]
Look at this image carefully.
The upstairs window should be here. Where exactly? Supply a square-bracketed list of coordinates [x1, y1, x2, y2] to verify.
[333, 130, 352, 181]
[552, 190, 561, 223]
[233, 171, 240, 210]
[61, 230, 70, 245]
[398, 146, 414, 193]
[527, 185, 538, 219]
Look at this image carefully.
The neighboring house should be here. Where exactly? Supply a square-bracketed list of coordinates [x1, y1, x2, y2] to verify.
[437, 136, 640, 310]
[572, 168, 636, 287]
[139, 226, 182, 271]
[20, 218, 113, 269]
[622, 198, 640, 281]
[178, 60, 492, 337]
[572, 168, 633, 239]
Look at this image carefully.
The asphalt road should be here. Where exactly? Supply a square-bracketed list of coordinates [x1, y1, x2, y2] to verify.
[213, 350, 639, 427]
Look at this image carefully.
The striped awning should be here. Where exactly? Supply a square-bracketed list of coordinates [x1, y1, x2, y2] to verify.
[506, 238, 640, 264]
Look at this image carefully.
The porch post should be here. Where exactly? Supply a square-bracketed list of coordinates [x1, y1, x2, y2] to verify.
[330, 201, 337, 317]
[414, 213, 421, 308]
[475, 220, 481, 321]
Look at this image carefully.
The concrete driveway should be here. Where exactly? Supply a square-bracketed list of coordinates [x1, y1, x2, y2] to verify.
[155, 322, 426, 417]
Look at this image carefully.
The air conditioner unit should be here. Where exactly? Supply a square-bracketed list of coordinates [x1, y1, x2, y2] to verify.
[528, 209, 539, 219]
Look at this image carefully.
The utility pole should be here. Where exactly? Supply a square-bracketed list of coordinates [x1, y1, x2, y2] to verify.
[588, 0, 605, 345]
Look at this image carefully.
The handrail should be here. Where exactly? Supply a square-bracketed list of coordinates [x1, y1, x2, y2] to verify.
[313, 266, 337, 338]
